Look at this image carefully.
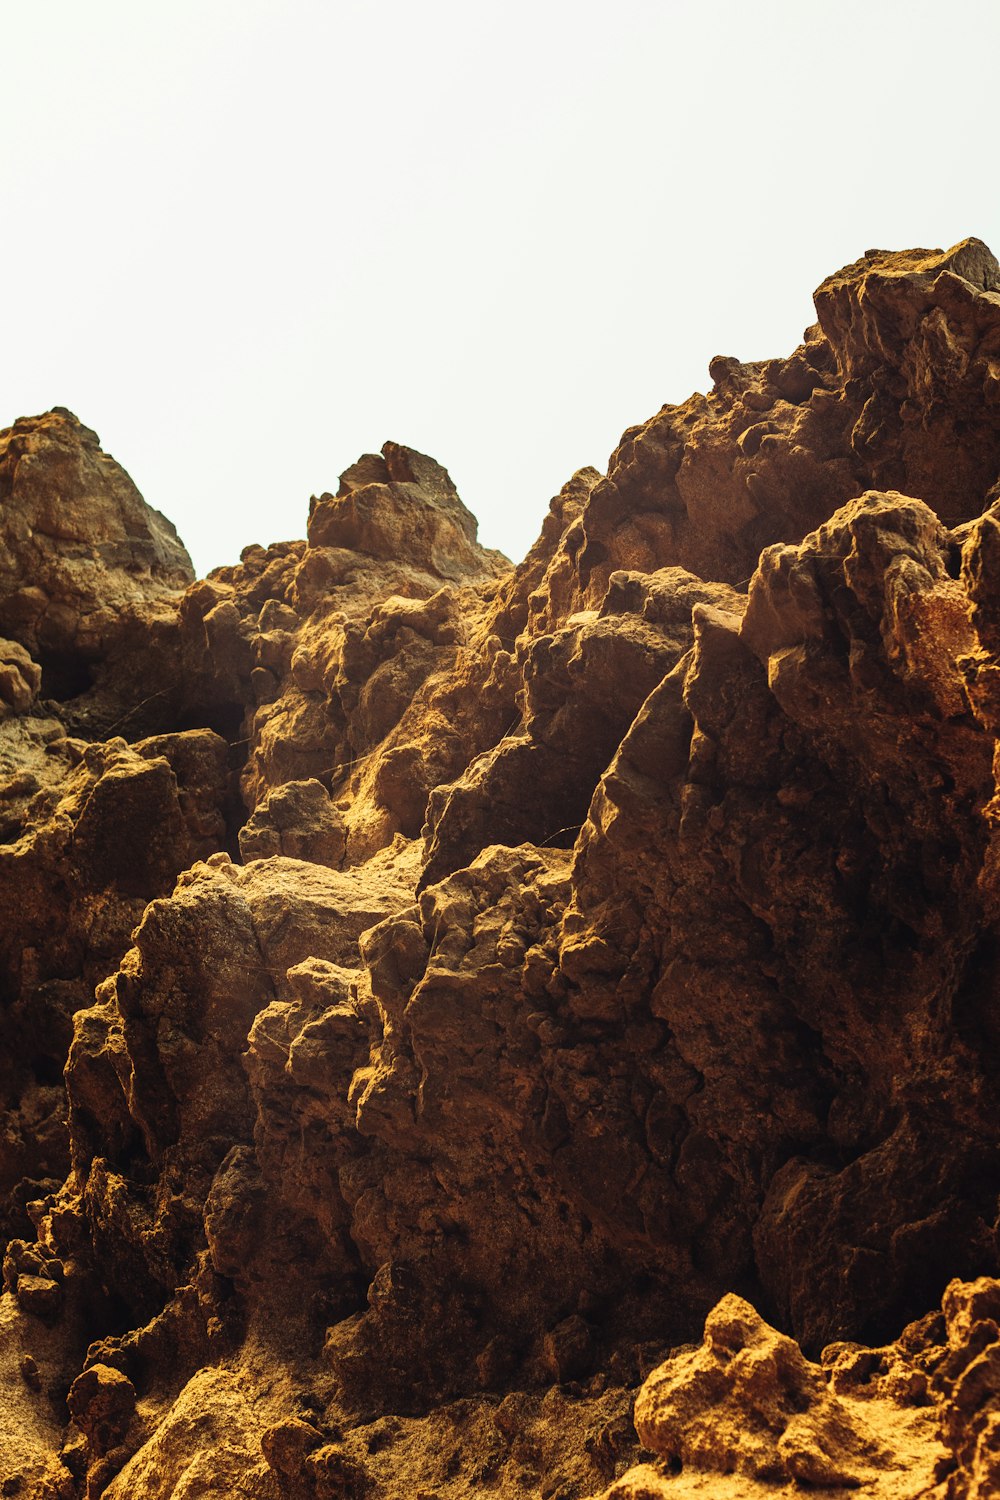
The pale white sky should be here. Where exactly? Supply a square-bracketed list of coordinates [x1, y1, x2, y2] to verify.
[2, 0, 998, 575]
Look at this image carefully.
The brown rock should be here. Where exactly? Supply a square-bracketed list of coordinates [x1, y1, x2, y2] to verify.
[0, 638, 41, 717]
[634, 1294, 888, 1484]
[67, 1362, 136, 1455]
[574, 238, 1000, 598]
[541, 1315, 593, 1384]
[0, 730, 229, 1246]
[0, 409, 192, 664]
[99, 1368, 278, 1498]
[14, 1273, 62, 1320]
[239, 778, 346, 866]
[5, 240, 1000, 1498]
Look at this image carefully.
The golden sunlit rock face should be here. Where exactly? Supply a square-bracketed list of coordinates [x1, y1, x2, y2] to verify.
[3, 239, 1000, 1496]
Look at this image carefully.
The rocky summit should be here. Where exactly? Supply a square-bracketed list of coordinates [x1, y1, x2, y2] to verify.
[3, 240, 1000, 1497]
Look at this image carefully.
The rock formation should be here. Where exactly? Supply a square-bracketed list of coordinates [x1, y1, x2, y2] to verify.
[3, 239, 1000, 1496]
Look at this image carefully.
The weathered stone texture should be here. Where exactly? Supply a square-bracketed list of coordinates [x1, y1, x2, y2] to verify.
[3, 239, 1000, 1496]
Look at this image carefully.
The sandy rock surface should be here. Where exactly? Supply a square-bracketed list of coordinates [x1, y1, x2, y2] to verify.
[3, 240, 1000, 1496]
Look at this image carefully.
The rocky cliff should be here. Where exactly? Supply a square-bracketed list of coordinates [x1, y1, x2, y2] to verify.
[3, 239, 1000, 1497]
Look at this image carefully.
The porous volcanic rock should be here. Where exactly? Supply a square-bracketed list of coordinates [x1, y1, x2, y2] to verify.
[3, 238, 1000, 1497]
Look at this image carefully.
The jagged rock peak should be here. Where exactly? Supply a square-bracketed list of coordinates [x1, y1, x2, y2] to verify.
[308, 438, 507, 579]
[0, 407, 193, 664]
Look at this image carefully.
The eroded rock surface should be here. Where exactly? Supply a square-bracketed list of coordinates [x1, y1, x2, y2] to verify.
[3, 239, 1000, 1496]
[600, 1274, 1000, 1499]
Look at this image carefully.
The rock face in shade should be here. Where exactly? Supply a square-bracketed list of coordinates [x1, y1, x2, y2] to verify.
[4, 239, 1000, 1496]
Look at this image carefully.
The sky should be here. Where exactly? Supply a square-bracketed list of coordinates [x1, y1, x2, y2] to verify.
[2, 0, 999, 577]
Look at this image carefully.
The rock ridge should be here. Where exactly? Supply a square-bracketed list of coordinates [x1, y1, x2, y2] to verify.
[2, 240, 1000, 1495]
